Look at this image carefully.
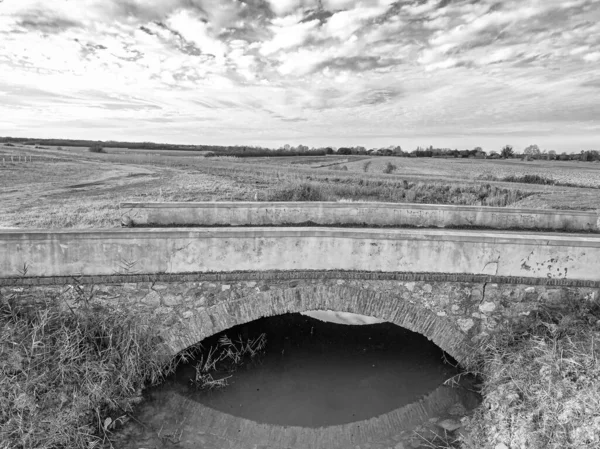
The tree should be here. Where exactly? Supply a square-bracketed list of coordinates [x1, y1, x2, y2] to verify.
[547, 150, 557, 160]
[501, 145, 514, 159]
[325, 147, 334, 155]
[523, 144, 541, 158]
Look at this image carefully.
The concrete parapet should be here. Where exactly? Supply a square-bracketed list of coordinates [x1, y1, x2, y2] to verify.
[121, 201, 600, 232]
[2, 227, 600, 280]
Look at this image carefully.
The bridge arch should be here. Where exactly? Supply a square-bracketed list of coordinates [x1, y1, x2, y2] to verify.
[161, 284, 472, 364]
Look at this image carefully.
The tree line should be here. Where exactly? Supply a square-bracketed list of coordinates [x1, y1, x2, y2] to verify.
[1, 137, 598, 161]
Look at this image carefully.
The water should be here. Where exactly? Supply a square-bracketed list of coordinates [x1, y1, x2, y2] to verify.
[115, 313, 479, 448]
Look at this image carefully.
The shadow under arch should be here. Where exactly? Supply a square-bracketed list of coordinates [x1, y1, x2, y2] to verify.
[160, 284, 472, 364]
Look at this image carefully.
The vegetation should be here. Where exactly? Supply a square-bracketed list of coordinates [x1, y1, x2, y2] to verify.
[0, 289, 185, 449]
[191, 334, 267, 390]
[264, 179, 533, 207]
[476, 174, 600, 189]
[3, 136, 599, 162]
[461, 299, 600, 449]
[383, 162, 397, 174]
[88, 144, 105, 153]
[501, 145, 514, 159]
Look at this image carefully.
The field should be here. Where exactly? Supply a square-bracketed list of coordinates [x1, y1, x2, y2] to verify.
[2, 143, 600, 449]
[2, 144, 600, 228]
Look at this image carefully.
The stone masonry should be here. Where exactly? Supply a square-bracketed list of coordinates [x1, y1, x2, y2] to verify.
[2, 271, 598, 364]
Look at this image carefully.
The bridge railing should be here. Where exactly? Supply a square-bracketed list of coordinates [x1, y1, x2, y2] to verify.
[120, 202, 600, 232]
[2, 227, 600, 281]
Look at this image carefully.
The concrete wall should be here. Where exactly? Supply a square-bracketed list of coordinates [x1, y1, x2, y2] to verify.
[2, 227, 600, 280]
[121, 202, 600, 232]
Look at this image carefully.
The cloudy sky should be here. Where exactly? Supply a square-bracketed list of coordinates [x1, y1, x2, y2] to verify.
[1, 0, 599, 152]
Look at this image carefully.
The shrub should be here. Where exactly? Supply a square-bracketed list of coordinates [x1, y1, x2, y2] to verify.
[266, 181, 327, 201]
[88, 144, 105, 153]
[502, 174, 556, 185]
[383, 162, 397, 174]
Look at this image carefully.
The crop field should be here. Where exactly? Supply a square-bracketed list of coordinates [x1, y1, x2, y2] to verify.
[311, 156, 600, 188]
[1, 143, 599, 228]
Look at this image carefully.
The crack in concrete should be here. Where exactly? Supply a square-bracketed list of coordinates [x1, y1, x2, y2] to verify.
[480, 281, 488, 304]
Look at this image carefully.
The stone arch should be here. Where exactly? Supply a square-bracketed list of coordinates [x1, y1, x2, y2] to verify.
[161, 284, 472, 363]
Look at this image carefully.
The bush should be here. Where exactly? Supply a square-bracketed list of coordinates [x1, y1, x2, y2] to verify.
[266, 181, 327, 201]
[383, 162, 397, 174]
[88, 144, 105, 153]
[502, 174, 556, 185]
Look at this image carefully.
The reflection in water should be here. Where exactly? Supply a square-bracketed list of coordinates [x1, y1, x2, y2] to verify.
[116, 313, 479, 448]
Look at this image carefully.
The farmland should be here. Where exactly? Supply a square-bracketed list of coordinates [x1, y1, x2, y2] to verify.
[1, 143, 600, 229]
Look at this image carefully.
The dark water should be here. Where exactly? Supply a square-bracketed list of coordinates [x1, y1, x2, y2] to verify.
[116, 313, 477, 448]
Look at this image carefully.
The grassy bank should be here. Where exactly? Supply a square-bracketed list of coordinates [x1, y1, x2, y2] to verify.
[0, 291, 182, 449]
[459, 300, 600, 449]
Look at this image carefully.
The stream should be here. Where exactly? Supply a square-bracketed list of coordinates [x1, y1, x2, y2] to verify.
[114, 312, 479, 449]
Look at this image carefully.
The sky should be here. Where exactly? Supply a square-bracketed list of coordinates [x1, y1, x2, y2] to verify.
[0, 0, 599, 152]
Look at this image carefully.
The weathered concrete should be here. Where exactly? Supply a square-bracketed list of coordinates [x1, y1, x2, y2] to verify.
[121, 201, 600, 232]
[2, 227, 600, 280]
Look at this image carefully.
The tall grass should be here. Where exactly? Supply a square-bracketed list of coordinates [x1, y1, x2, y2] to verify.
[0, 290, 183, 449]
[191, 333, 267, 390]
[461, 300, 600, 449]
[265, 180, 533, 207]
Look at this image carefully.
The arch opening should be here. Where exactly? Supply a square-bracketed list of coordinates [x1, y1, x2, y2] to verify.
[114, 284, 481, 448]
[169, 312, 464, 426]
[116, 309, 480, 449]
[162, 284, 472, 364]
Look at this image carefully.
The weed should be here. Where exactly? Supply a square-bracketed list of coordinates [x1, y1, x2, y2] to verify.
[0, 289, 185, 449]
[460, 300, 600, 449]
[191, 333, 267, 390]
[362, 161, 372, 172]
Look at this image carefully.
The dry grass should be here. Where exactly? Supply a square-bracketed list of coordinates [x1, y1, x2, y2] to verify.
[264, 179, 533, 207]
[0, 287, 189, 449]
[339, 157, 600, 188]
[2, 145, 600, 229]
[461, 301, 600, 449]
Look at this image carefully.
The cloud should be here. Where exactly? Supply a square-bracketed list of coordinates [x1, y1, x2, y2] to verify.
[0, 0, 598, 151]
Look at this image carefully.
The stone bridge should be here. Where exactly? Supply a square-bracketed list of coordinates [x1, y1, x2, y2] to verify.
[3, 202, 600, 448]
[2, 202, 600, 364]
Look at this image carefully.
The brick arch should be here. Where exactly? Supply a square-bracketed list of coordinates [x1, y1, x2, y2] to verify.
[161, 284, 472, 364]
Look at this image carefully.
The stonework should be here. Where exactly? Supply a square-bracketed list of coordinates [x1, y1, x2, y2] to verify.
[4, 271, 598, 448]
[2, 272, 598, 364]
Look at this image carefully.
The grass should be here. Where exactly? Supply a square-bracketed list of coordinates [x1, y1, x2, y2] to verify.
[5, 147, 600, 229]
[476, 173, 600, 189]
[460, 300, 600, 449]
[0, 288, 186, 449]
[264, 179, 534, 207]
[191, 333, 267, 391]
